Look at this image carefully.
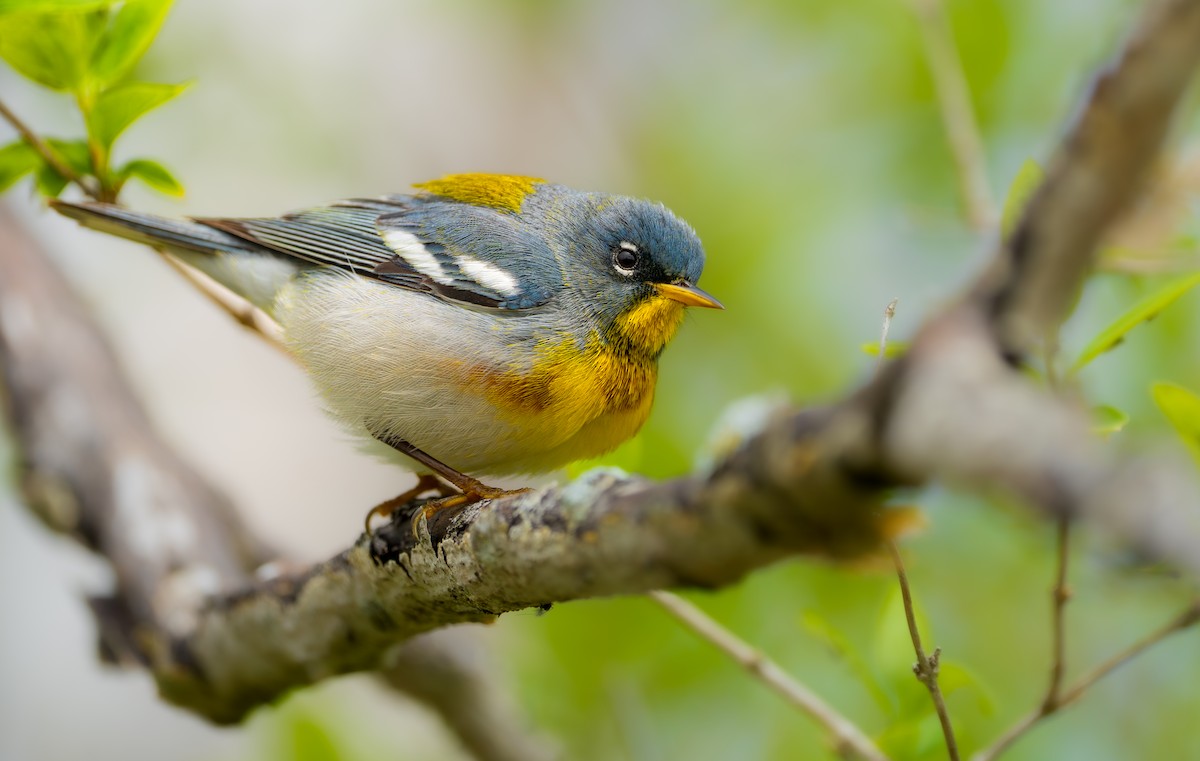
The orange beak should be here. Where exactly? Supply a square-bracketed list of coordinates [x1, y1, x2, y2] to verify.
[656, 281, 724, 309]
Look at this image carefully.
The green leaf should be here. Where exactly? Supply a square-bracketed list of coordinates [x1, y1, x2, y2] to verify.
[937, 659, 995, 715]
[35, 162, 70, 196]
[0, 140, 41, 192]
[0, 8, 103, 90]
[85, 80, 187, 149]
[89, 0, 172, 85]
[45, 137, 92, 172]
[117, 157, 182, 195]
[1001, 158, 1044, 238]
[873, 585, 929, 677]
[860, 340, 909, 358]
[1152, 382, 1200, 465]
[0, 0, 110, 16]
[871, 585, 934, 718]
[33, 137, 92, 197]
[1072, 272, 1200, 371]
[282, 714, 342, 761]
[801, 610, 894, 713]
[875, 713, 944, 761]
[1092, 404, 1129, 438]
[266, 701, 346, 761]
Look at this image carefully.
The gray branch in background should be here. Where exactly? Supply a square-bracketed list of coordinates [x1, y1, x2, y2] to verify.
[2, 0, 1200, 728]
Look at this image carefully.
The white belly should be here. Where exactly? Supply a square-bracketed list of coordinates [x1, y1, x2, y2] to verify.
[273, 270, 581, 474]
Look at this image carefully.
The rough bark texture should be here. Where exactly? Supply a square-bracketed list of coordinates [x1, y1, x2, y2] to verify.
[3, 0, 1200, 727]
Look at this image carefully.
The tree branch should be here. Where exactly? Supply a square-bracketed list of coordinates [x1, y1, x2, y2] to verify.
[0, 206, 561, 755]
[970, 0, 1200, 355]
[2, 0, 1200, 730]
[380, 627, 560, 761]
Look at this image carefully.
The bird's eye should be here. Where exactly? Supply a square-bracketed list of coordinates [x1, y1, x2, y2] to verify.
[613, 242, 639, 275]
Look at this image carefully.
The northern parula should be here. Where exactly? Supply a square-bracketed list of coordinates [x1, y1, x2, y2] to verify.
[53, 173, 722, 520]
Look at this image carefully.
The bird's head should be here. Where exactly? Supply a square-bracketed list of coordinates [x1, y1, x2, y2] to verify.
[545, 190, 722, 359]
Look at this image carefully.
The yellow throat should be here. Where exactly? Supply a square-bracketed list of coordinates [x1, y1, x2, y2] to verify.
[611, 293, 687, 358]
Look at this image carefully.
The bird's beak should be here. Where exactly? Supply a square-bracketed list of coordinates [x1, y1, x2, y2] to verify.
[656, 281, 725, 310]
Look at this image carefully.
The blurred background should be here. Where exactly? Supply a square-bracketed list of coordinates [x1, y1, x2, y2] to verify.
[2, 0, 1199, 759]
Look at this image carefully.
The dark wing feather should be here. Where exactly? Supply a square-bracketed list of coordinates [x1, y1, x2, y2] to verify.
[375, 200, 560, 309]
[195, 195, 562, 310]
[196, 200, 431, 293]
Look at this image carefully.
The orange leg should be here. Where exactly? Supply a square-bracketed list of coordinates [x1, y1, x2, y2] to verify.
[363, 473, 451, 535]
[369, 432, 531, 536]
[409, 487, 532, 537]
[375, 432, 512, 498]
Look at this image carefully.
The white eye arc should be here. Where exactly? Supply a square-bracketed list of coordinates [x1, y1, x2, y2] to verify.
[613, 241, 640, 275]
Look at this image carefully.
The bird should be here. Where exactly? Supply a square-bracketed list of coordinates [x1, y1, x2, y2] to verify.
[52, 173, 722, 530]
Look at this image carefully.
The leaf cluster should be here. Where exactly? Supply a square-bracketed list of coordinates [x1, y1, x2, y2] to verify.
[0, 0, 183, 200]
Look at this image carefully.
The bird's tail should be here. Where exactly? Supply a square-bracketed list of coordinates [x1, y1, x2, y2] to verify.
[50, 200, 299, 311]
[50, 200, 252, 255]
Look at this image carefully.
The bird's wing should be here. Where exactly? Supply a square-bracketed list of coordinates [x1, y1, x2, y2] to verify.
[197, 196, 561, 310]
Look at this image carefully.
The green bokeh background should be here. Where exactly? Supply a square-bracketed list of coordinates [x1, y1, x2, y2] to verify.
[3, 0, 1199, 759]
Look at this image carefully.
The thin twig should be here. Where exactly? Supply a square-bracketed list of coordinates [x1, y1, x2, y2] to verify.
[1042, 324, 1071, 711]
[888, 544, 960, 761]
[153, 250, 289, 354]
[0, 97, 285, 352]
[646, 298, 902, 758]
[1043, 515, 1072, 710]
[877, 298, 899, 375]
[878, 298, 959, 758]
[647, 591, 889, 761]
[0, 96, 101, 199]
[908, 0, 996, 230]
[972, 600, 1200, 761]
[877, 299, 958, 757]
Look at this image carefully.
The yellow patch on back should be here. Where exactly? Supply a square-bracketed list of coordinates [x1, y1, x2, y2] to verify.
[414, 173, 545, 214]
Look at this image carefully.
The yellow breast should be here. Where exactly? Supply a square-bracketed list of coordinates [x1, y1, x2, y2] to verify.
[465, 335, 659, 471]
[454, 294, 685, 473]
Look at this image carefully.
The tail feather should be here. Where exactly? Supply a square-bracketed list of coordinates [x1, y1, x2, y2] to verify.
[50, 200, 255, 255]
[51, 200, 300, 312]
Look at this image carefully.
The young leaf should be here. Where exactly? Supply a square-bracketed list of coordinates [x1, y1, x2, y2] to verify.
[0, 8, 101, 90]
[1001, 158, 1044, 238]
[860, 340, 909, 358]
[0, 0, 110, 14]
[1152, 382, 1200, 465]
[872, 585, 933, 715]
[89, 0, 173, 86]
[34, 138, 92, 196]
[118, 157, 182, 195]
[937, 659, 995, 715]
[801, 610, 894, 713]
[85, 80, 187, 149]
[1072, 272, 1200, 372]
[1092, 404, 1130, 438]
[0, 140, 41, 192]
[46, 137, 92, 172]
[35, 163, 71, 196]
[875, 713, 944, 761]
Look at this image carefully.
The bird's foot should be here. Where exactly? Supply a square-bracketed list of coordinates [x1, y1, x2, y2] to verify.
[364, 473, 453, 536]
[410, 483, 532, 537]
